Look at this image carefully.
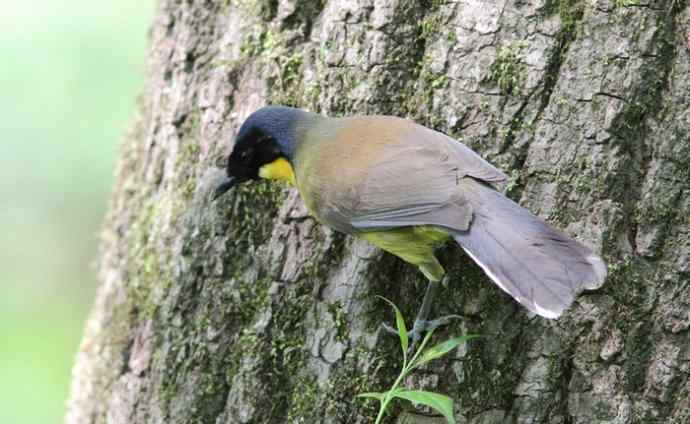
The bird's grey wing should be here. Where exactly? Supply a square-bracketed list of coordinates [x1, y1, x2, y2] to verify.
[348, 147, 472, 231]
[444, 134, 508, 183]
[347, 123, 503, 232]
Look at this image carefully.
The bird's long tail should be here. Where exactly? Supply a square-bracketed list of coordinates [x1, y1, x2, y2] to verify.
[453, 179, 607, 318]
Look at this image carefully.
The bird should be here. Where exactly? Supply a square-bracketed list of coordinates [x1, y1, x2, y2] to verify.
[213, 105, 607, 347]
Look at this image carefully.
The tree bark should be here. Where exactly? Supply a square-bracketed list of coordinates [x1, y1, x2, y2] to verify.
[67, 0, 689, 423]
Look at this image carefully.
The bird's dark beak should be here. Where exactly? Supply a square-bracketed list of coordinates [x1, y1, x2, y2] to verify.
[213, 176, 238, 201]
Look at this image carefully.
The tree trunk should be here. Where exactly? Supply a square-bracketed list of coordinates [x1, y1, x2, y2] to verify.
[67, 1, 689, 423]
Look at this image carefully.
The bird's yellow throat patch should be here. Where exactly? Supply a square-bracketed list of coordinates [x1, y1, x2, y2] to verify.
[258, 157, 296, 185]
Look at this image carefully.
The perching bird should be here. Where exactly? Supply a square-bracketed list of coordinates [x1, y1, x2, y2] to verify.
[214, 106, 607, 345]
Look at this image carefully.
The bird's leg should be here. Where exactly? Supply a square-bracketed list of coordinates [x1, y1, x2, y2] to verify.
[415, 284, 465, 352]
[407, 276, 443, 352]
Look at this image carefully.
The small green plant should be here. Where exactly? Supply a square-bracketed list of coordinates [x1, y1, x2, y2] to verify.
[358, 297, 477, 424]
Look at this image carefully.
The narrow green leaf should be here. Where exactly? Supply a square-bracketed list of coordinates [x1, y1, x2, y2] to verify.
[392, 390, 455, 424]
[415, 335, 479, 367]
[357, 392, 384, 401]
[377, 296, 408, 359]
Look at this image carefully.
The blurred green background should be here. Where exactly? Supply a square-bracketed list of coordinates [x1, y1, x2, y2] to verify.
[0, 1, 154, 422]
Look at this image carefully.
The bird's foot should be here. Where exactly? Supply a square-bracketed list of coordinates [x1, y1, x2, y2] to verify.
[381, 315, 461, 353]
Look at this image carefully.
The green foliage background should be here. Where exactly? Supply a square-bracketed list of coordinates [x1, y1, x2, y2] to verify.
[0, 1, 153, 422]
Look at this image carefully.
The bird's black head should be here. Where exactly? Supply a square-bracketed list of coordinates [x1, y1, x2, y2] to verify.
[213, 106, 310, 200]
[225, 125, 283, 181]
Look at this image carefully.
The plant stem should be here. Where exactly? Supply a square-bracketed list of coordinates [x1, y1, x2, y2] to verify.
[375, 365, 407, 424]
[374, 331, 434, 424]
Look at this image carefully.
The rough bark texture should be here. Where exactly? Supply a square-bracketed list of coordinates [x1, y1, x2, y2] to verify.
[67, 1, 689, 423]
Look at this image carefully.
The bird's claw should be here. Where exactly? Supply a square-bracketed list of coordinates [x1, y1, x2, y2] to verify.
[381, 323, 399, 336]
[380, 315, 462, 353]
